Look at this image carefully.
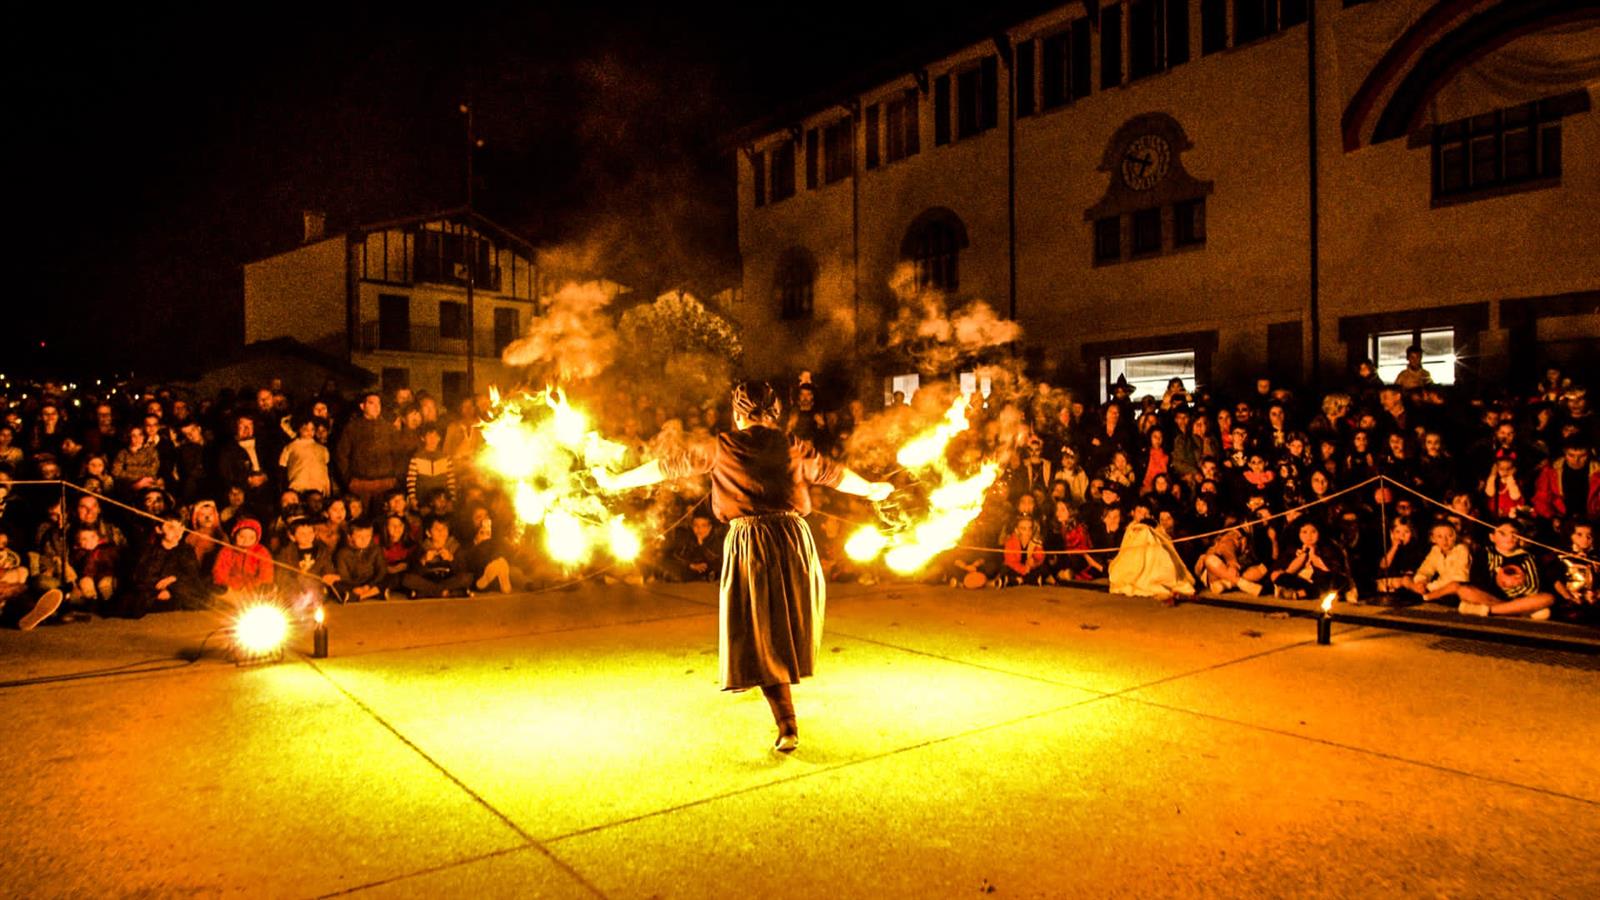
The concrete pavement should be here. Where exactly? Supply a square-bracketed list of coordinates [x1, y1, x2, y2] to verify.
[1, 581, 1596, 898]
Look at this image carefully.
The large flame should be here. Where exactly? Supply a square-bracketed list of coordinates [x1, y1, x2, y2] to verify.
[476, 387, 639, 567]
[847, 396, 998, 574]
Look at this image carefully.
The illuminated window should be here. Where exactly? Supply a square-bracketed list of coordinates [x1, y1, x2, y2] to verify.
[885, 373, 920, 406]
[1371, 327, 1456, 386]
[1102, 350, 1199, 401]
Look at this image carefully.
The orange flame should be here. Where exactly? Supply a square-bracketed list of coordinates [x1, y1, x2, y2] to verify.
[847, 396, 997, 574]
[476, 387, 639, 567]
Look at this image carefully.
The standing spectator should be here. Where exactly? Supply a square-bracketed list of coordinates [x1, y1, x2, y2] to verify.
[406, 425, 456, 509]
[0, 425, 23, 471]
[217, 414, 273, 514]
[111, 425, 163, 496]
[173, 420, 210, 503]
[279, 418, 331, 496]
[1393, 344, 1434, 392]
[29, 403, 69, 458]
[336, 391, 398, 508]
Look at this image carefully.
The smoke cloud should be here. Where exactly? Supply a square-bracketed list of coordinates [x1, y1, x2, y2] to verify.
[500, 281, 620, 382]
[884, 263, 1021, 374]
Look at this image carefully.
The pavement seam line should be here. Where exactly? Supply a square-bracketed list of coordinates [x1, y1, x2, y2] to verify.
[1119, 693, 1600, 808]
[301, 657, 610, 900]
[839, 620, 1600, 808]
[312, 843, 533, 899]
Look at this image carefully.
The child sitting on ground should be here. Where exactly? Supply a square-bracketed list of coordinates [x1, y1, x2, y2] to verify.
[335, 520, 388, 602]
[211, 518, 275, 603]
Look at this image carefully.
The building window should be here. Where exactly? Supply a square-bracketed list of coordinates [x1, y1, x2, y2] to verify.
[823, 119, 853, 184]
[908, 223, 960, 293]
[1093, 217, 1122, 264]
[751, 150, 766, 207]
[955, 56, 999, 140]
[1130, 0, 1190, 80]
[1433, 100, 1563, 202]
[493, 307, 518, 355]
[442, 371, 467, 408]
[1174, 198, 1206, 247]
[885, 373, 920, 406]
[884, 89, 920, 163]
[1131, 208, 1162, 255]
[775, 249, 817, 321]
[1041, 20, 1093, 109]
[1102, 350, 1199, 401]
[439, 301, 466, 339]
[1372, 327, 1457, 386]
[378, 293, 411, 351]
[865, 104, 881, 169]
[1015, 39, 1036, 117]
[934, 73, 951, 145]
[1234, 0, 1306, 45]
[1101, 3, 1123, 89]
[1201, 0, 1227, 54]
[805, 128, 819, 189]
[771, 140, 796, 201]
[381, 367, 410, 394]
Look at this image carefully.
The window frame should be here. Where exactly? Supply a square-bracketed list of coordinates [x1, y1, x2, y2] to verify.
[1101, 349, 1200, 402]
[1370, 327, 1457, 386]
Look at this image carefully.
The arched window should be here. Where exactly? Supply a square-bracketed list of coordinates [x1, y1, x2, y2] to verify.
[774, 248, 817, 321]
[900, 207, 969, 294]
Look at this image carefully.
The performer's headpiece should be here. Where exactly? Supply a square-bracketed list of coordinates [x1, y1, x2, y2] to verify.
[732, 381, 782, 426]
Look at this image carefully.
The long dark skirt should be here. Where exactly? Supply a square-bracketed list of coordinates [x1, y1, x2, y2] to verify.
[719, 512, 826, 691]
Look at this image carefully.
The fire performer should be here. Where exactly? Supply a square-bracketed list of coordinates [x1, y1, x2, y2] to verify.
[593, 381, 891, 752]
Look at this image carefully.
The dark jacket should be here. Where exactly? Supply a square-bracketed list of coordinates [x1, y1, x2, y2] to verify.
[334, 543, 387, 588]
[335, 416, 396, 483]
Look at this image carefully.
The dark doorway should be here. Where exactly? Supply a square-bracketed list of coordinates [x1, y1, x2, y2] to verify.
[1267, 320, 1304, 387]
[379, 294, 411, 351]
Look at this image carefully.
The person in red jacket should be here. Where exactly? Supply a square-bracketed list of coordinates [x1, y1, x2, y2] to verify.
[1532, 439, 1600, 526]
[1001, 516, 1048, 586]
[211, 518, 275, 600]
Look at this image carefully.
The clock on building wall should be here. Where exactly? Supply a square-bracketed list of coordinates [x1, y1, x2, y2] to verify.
[1120, 133, 1172, 191]
[1085, 112, 1213, 230]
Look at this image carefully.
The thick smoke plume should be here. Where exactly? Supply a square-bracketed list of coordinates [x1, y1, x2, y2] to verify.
[884, 263, 1021, 375]
[500, 281, 620, 382]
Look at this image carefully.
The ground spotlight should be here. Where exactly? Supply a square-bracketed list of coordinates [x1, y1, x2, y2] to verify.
[232, 603, 291, 665]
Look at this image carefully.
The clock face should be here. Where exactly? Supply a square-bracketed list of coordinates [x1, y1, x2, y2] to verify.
[1120, 134, 1172, 191]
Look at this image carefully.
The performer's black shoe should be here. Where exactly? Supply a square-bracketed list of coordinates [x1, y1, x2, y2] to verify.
[773, 733, 799, 753]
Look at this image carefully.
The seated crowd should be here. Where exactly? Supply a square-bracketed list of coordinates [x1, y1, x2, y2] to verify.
[0, 351, 1595, 631]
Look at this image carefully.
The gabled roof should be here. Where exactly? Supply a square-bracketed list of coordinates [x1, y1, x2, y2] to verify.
[351, 207, 541, 257]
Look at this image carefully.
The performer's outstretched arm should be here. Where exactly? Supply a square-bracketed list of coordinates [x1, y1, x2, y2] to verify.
[593, 459, 665, 492]
[835, 469, 893, 502]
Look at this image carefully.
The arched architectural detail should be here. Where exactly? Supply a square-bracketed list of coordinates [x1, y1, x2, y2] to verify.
[899, 207, 968, 294]
[1341, 0, 1599, 149]
[773, 247, 817, 320]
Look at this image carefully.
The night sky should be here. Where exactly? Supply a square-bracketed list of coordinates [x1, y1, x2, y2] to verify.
[16, 1, 1052, 378]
